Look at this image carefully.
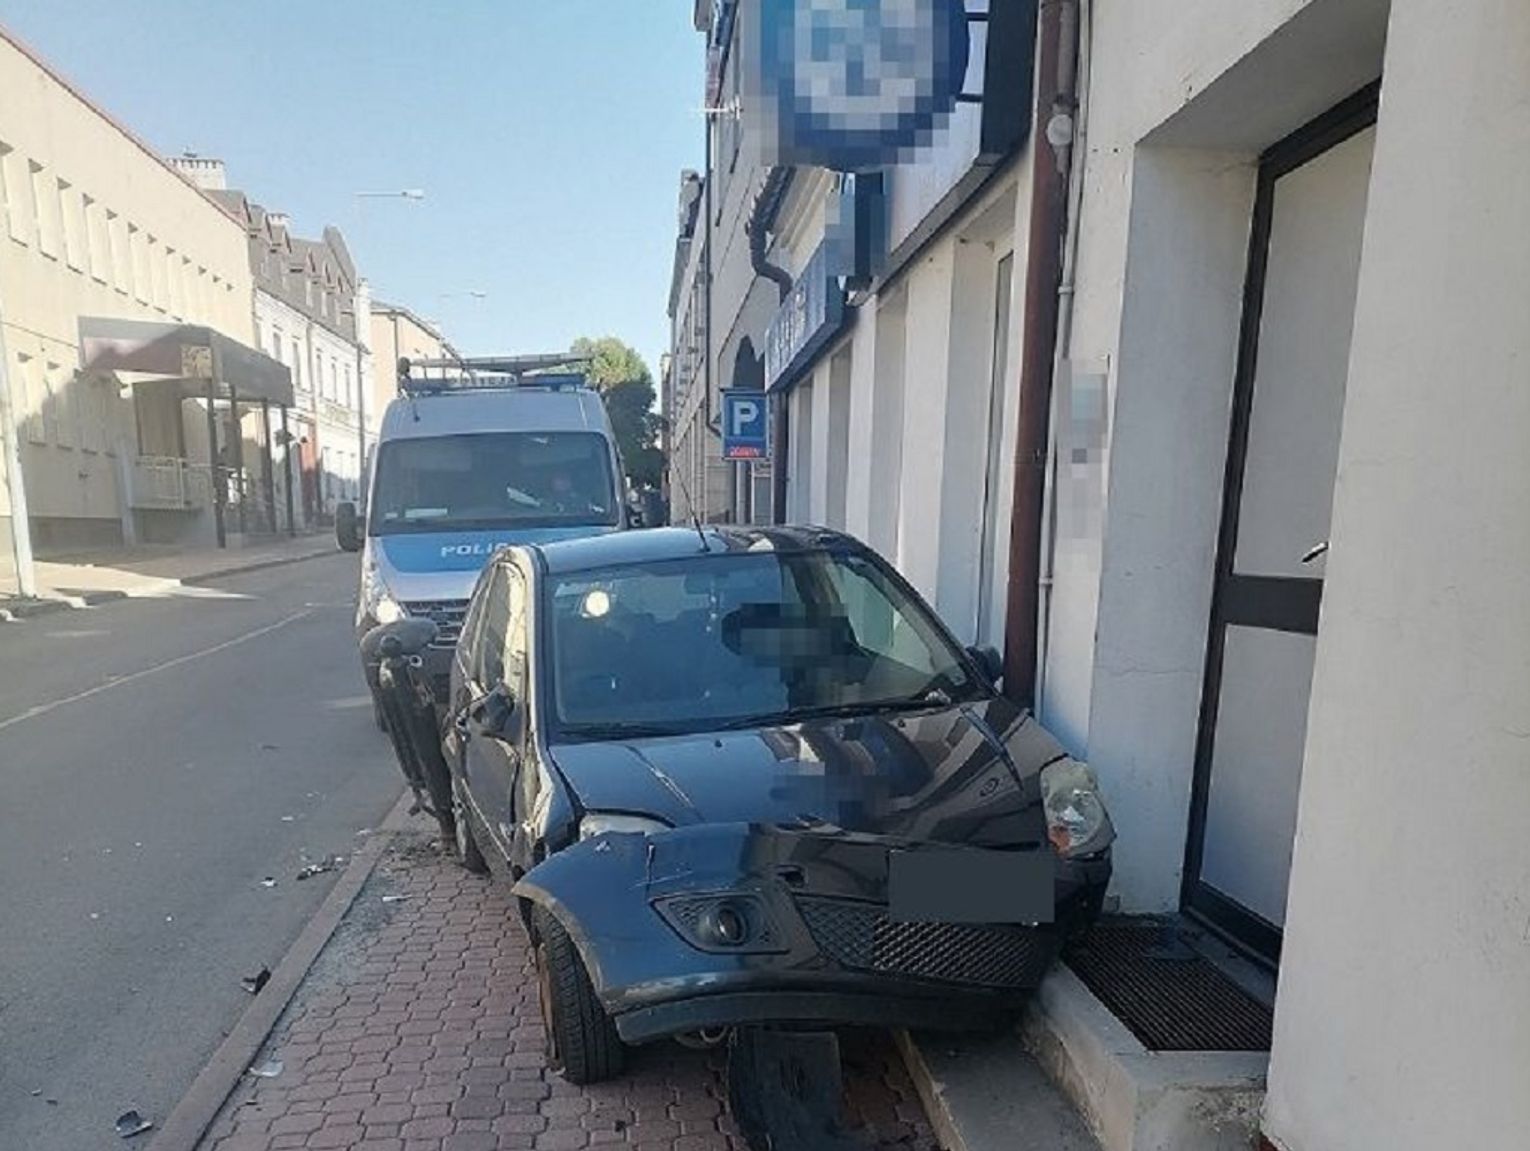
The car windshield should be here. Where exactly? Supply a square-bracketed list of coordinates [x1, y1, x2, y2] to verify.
[369, 431, 617, 535]
[546, 550, 980, 737]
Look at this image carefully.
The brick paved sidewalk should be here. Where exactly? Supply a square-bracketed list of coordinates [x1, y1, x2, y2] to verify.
[199, 825, 941, 1151]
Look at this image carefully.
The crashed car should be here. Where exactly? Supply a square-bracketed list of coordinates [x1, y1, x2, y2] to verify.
[440, 525, 1112, 1084]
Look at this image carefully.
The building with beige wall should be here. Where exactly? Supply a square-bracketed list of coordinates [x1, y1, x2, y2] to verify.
[369, 300, 452, 415]
[0, 25, 272, 564]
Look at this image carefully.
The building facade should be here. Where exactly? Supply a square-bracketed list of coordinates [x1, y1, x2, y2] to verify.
[183, 163, 373, 531]
[0, 27, 258, 564]
[665, 3, 1529, 1149]
[369, 300, 453, 431]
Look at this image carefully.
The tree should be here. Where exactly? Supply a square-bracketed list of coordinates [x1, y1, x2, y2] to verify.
[570, 336, 665, 491]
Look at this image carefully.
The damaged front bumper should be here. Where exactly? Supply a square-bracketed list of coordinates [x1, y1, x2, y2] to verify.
[514, 823, 1109, 1044]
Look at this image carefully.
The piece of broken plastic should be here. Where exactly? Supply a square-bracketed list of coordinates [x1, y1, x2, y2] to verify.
[380, 894, 409, 904]
[240, 967, 271, 995]
[114, 1109, 153, 1138]
[248, 1058, 283, 1079]
[259, 877, 277, 888]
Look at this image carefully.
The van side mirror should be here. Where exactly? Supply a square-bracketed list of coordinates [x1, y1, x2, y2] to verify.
[968, 645, 1004, 687]
[335, 501, 362, 552]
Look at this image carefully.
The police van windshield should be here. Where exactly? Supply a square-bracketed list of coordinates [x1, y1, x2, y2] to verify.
[369, 431, 618, 535]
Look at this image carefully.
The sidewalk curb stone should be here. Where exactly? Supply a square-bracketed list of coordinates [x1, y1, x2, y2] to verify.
[145, 788, 411, 1151]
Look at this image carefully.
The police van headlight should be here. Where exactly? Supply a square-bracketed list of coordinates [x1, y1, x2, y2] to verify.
[361, 561, 405, 625]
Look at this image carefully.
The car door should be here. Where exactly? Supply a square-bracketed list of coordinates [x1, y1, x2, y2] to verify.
[460, 564, 528, 856]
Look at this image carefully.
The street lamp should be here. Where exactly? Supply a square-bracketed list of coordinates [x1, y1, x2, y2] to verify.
[355, 189, 426, 200]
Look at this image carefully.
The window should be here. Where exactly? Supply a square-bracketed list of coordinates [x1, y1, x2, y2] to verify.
[473, 567, 513, 687]
[344, 362, 354, 408]
[368, 432, 620, 535]
[46, 362, 70, 447]
[147, 236, 165, 310]
[291, 339, 303, 390]
[15, 353, 44, 444]
[0, 141, 19, 241]
[83, 195, 107, 282]
[128, 223, 147, 302]
[80, 377, 103, 453]
[107, 211, 128, 292]
[165, 247, 181, 316]
[505, 570, 529, 698]
[545, 550, 975, 733]
[31, 162, 56, 256]
[59, 178, 83, 270]
[271, 328, 282, 360]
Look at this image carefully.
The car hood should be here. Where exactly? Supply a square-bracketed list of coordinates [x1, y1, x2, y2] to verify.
[547, 695, 1065, 848]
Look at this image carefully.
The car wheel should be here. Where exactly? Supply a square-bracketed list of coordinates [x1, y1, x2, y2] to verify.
[452, 779, 489, 875]
[531, 905, 624, 1085]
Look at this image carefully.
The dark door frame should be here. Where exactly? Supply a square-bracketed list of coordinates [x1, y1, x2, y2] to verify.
[1181, 82, 1381, 965]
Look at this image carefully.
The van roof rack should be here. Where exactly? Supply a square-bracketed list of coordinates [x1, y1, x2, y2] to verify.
[398, 353, 594, 395]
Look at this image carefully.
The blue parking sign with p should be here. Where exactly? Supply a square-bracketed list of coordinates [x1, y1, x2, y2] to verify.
[722, 391, 769, 460]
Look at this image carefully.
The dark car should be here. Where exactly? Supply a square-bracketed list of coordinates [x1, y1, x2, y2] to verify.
[442, 526, 1113, 1084]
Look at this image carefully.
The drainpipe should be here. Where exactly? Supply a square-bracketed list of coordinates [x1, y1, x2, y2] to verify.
[702, 121, 715, 523]
[1035, 0, 1091, 714]
[747, 166, 795, 524]
[1001, 0, 1080, 707]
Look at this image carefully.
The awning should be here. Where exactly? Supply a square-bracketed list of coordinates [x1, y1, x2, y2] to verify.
[77, 317, 294, 407]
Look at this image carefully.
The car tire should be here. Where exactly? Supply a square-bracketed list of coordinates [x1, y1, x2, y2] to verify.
[452, 779, 489, 875]
[532, 905, 624, 1085]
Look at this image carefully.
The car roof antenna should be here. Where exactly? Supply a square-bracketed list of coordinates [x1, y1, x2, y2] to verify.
[670, 468, 710, 552]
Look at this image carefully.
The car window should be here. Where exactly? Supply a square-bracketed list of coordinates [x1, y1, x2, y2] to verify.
[474, 567, 512, 687]
[505, 568, 529, 699]
[821, 554, 948, 683]
[545, 551, 975, 736]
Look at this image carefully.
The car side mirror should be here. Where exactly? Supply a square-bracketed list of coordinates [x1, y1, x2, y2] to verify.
[363, 617, 438, 662]
[472, 682, 520, 740]
[968, 644, 1004, 687]
[335, 501, 362, 552]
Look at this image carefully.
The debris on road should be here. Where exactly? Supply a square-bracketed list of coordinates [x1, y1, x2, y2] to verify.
[380, 893, 409, 903]
[259, 877, 277, 888]
[279, 815, 295, 823]
[240, 967, 270, 995]
[295, 854, 342, 880]
[247, 1058, 283, 1079]
[114, 1109, 153, 1138]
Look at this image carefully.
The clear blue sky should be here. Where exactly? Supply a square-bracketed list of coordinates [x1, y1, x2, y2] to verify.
[0, 0, 701, 375]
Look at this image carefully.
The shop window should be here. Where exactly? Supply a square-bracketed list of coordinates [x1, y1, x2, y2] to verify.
[46, 362, 70, 447]
[16, 353, 44, 444]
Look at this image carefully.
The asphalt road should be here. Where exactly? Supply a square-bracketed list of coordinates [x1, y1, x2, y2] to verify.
[0, 552, 404, 1151]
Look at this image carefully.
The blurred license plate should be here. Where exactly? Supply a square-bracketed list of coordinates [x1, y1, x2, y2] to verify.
[888, 849, 1054, 924]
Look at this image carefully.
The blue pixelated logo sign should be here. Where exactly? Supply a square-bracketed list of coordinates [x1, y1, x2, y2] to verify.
[722, 391, 770, 460]
[745, 0, 971, 172]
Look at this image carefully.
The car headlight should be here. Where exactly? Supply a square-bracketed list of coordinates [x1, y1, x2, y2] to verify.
[1040, 758, 1115, 859]
[361, 562, 405, 625]
[578, 812, 669, 840]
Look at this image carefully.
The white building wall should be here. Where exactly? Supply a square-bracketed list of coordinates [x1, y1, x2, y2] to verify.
[1039, 0, 1391, 911]
[1263, 2, 1530, 1147]
[0, 29, 252, 548]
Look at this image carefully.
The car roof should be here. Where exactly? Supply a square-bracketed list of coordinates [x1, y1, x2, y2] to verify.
[524, 525, 860, 575]
[378, 386, 611, 441]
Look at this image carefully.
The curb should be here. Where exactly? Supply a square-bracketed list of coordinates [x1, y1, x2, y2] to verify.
[182, 547, 339, 587]
[146, 788, 413, 1151]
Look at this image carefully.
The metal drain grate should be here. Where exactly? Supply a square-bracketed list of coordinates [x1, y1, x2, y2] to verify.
[1064, 921, 1273, 1052]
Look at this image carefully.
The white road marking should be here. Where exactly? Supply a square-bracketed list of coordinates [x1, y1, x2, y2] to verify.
[0, 609, 313, 733]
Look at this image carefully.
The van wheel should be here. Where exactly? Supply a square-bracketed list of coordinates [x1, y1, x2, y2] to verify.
[532, 906, 624, 1084]
[452, 780, 488, 875]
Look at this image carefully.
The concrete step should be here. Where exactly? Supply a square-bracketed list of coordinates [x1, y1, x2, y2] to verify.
[897, 1029, 1103, 1151]
[1022, 967, 1268, 1151]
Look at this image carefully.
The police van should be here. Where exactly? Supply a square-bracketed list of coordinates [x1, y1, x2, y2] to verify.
[337, 355, 627, 713]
